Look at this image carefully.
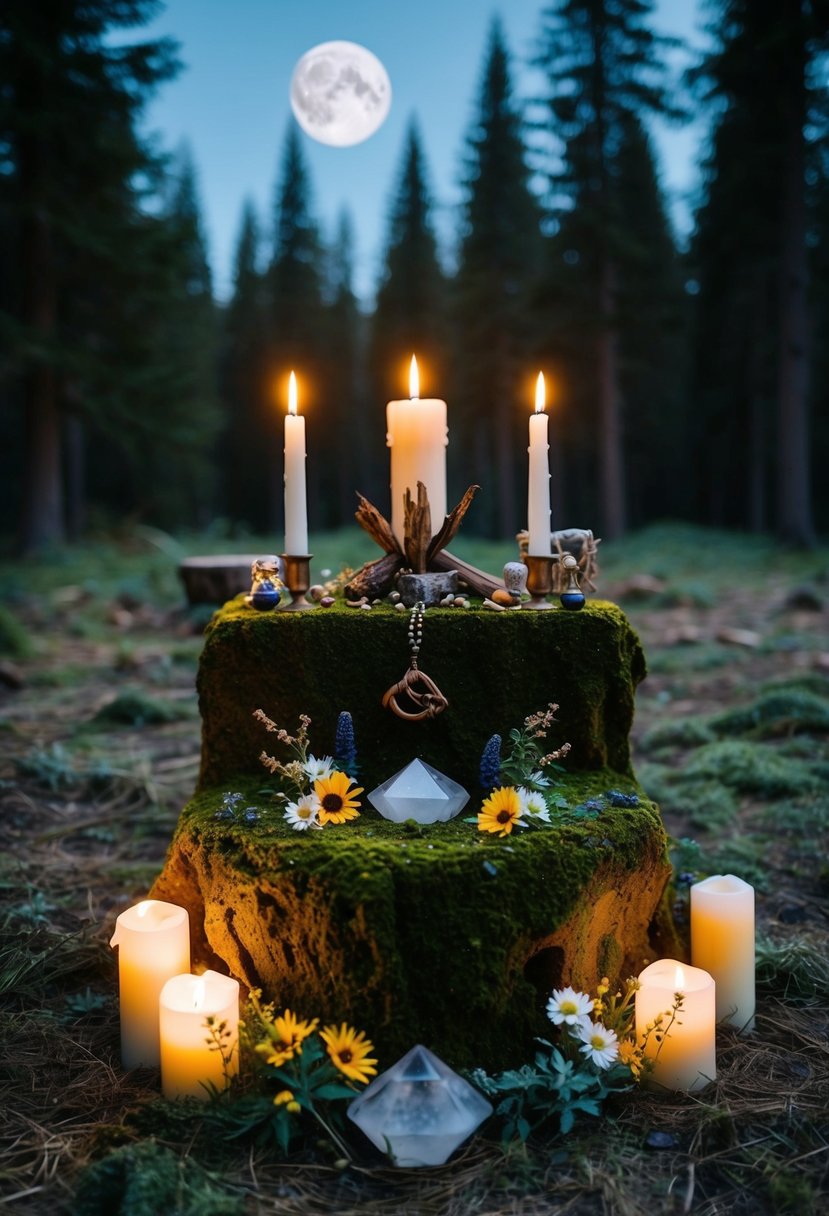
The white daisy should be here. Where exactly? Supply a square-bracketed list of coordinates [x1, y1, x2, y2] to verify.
[577, 1021, 619, 1070]
[303, 754, 334, 782]
[527, 769, 550, 788]
[284, 794, 321, 831]
[517, 787, 551, 821]
[546, 986, 594, 1028]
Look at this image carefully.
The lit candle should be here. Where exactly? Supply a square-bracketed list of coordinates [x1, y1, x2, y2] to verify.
[635, 959, 716, 1092]
[386, 355, 448, 547]
[159, 970, 240, 1100]
[691, 874, 755, 1031]
[527, 372, 551, 555]
[284, 371, 308, 555]
[110, 899, 190, 1069]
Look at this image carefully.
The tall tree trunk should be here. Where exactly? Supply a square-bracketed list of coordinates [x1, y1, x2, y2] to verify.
[747, 273, 767, 533]
[18, 127, 65, 553]
[65, 413, 86, 541]
[494, 335, 516, 538]
[597, 258, 626, 539]
[776, 4, 814, 547]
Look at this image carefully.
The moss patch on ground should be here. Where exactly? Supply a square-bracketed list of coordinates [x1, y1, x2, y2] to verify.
[197, 598, 646, 795]
[151, 771, 671, 1073]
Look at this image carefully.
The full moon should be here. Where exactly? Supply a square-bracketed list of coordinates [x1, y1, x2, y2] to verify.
[290, 41, 392, 148]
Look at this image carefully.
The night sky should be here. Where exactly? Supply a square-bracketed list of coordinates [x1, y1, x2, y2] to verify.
[133, 0, 704, 303]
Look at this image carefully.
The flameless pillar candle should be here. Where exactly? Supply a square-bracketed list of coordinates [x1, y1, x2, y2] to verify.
[110, 900, 190, 1069]
[284, 371, 308, 554]
[635, 959, 716, 1092]
[691, 874, 755, 1030]
[386, 355, 448, 547]
[159, 970, 240, 1100]
[527, 372, 552, 555]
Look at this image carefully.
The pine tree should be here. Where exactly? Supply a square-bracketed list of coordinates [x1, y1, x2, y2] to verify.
[534, 0, 680, 539]
[0, 0, 181, 551]
[268, 124, 327, 533]
[222, 198, 271, 527]
[691, 0, 828, 544]
[453, 18, 544, 537]
[319, 209, 370, 524]
[371, 119, 446, 408]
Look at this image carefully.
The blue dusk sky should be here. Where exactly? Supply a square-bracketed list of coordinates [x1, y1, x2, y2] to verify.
[134, 0, 706, 304]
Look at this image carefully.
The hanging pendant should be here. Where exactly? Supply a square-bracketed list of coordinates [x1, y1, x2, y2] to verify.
[382, 666, 449, 721]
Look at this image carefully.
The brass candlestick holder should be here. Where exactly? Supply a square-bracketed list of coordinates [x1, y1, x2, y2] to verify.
[280, 554, 315, 611]
[523, 554, 556, 610]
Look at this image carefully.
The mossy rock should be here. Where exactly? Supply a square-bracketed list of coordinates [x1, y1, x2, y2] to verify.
[197, 598, 646, 795]
[150, 774, 673, 1072]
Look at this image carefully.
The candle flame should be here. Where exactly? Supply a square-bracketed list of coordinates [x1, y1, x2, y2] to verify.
[409, 354, 420, 400]
[136, 900, 152, 918]
[192, 978, 206, 1010]
[534, 372, 546, 414]
[674, 964, 686, 991]
[288, 371, 298, 416]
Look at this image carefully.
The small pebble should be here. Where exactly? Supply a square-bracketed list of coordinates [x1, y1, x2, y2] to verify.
[320, 568, 332, 578]
[461, 599, 471, 608]
[394, 602, 406, 612]
[308, 584, 325, 602]
[440, 594, 454, 607]
[453, 596, 466, 607]
[346, 599, 363, 608]
[360, 602, 373, 611]
[482, 860, 498, 877]
[491, 588, 515, 607]
[320, 596, 335, 607]
[372, 598, 382, 606]
[389, 591, 401, 603]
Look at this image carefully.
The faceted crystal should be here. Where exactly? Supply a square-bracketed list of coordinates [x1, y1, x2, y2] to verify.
[367, 759, 469, 824]
[347, 1044, 492, 1166]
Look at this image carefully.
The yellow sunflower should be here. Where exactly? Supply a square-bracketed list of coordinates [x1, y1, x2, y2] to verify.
[478, 786, 524, 836]
[255, 1008, 319, 1067]
[320, 1022, 378, 1084]
[314, 770, 364, 825]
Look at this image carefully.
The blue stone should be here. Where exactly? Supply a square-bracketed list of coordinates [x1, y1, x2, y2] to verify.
[250, 579, 281, 611]
[560, 591, 585, 611]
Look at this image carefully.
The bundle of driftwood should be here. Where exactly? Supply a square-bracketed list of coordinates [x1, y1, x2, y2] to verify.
[344, 483, 503, 601]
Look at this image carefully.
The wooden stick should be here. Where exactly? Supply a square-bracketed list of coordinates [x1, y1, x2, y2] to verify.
[344, 551, 405, 600]
[403, 482, 432, 574]
[354, 493, 400, 555]
[431, 547, 503, 599]
[428, 485, 480, 562]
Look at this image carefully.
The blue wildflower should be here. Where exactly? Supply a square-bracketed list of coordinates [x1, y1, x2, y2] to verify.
[334, 710, 359, 778]
[479, 734, 502, 789]
[607, 789, 639, 808]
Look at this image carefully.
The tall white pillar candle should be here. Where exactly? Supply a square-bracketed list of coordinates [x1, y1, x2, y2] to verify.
[691, 874, 755, 1030]
[527, 372, 552, 555]
[635, 959, 716, 1092]
[284, 371, 308, 554]
[110, 899, 190, 1069]
[386, 355, 448, 547]
[159, 970, 240, 1100]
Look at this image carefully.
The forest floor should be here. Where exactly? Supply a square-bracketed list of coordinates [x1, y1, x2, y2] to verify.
[1, 523, 828, 1216]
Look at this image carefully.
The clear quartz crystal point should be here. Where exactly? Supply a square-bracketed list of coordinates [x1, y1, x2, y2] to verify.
[367, 759, 469, 824]
[347, 1044, 493, 1166]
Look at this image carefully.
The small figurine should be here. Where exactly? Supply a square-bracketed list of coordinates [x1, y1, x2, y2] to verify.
[246, 556, 285, 611]
[559, 554, 585, 611]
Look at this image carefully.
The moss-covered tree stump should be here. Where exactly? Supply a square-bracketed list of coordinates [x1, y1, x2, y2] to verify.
[151, 599, 675, 1071]
[196, 598, 646, 794]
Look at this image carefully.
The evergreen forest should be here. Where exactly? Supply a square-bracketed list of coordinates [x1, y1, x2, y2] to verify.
[2, 0, 828, 554]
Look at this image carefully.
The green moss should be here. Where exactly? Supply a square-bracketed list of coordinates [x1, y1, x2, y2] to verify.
[197, 599, 646, 795]
[639, 718, 715, 753]
[152, 770, 669, 1072]
[681, 741, 823, 797]
[86, 689, 195, 729]
[709, 690, 829, 738]
[72, 1141, 245, 1216]
[0, 603, 34, 659]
